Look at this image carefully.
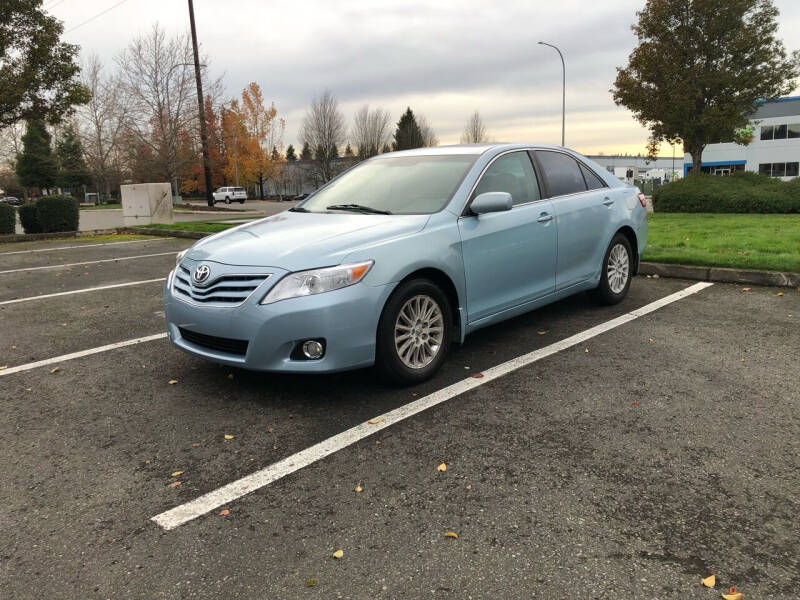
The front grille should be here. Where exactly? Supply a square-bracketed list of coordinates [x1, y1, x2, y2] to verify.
[179, 327, 249, 356]
[173, 265, 269, 305]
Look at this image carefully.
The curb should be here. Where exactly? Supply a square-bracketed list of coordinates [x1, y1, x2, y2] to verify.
[640, 262, 799, 288]
[0, 228, 119, 243]
[117, 227, 207, 240]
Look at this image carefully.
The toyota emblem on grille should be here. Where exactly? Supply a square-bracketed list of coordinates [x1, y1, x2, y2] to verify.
[193, 264, 211, 284]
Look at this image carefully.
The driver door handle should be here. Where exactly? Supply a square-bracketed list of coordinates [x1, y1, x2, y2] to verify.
[537, 213, 553, 223]
[602, 197, 614, 206]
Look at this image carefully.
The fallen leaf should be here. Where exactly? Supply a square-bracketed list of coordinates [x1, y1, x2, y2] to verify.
[50, 367, 60, 374]
[776, 292, 783, 296]
[169, 481, 182, 488]
[411, 392, 418, 397]
[354, 485, 363, 493]
[171, 470, 184, 477]
[652, 274, 660, 279]
[632, 401, 639, 407]
[741, 287, 751, 292]
[584, 348, 590, 353]
[224, 434, 235, 440]
[168, 379, 178, 385]
[721, 590, 743, 600]
[332, 549, 343, 559]
[464, 366, 470, 370]
[437, 462, 447, 472]
[368, 417, 386, 425]
[267, 427, 274, 434]
[0, 365, 7, 370]
[191, 442, 200, 448]
[648, 338, 654, 343]
[374, 440, 381, 445]
[305, 578, 317, 587]
[465, 484, 472, 490]
[272, 444, 278, 450]
[227, 373, 234, 379]
[702, 574, 716, 588]
[443, 531, 459, 538]
[219, 509, 230, 516]
[471, 373, 484, 378]
[537, 330, 547, 335]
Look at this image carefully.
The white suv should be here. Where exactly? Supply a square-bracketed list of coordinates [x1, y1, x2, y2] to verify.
[212, 186, 247, 204]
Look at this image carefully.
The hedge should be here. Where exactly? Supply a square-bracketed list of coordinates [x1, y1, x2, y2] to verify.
[0, 203, 15, 234]
[17, 195, 80, 234]
[653, 172, 800, 213]
[18, 202, 41, 234]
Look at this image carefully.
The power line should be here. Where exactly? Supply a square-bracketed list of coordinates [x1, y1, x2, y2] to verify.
[45, 0, 67, 10]
[64, 0, 129, 34]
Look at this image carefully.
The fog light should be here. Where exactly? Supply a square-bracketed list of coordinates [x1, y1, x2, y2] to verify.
[302, 340, 324, 359]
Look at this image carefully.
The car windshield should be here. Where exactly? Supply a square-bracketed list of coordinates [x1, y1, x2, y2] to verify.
[299, 155, 477, 214]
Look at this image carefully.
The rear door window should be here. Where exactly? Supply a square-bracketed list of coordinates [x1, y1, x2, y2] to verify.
[536, 151, 588, 197]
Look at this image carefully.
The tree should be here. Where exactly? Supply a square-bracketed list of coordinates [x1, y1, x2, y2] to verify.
[16, 119, 57, 193]
[351, 105, 392, 159]
[239, 82, 284, 199]
[300, 89, 346, 182]
[613, 0, 799, 173]
[392, 108, 424, 151]
[460, 110, 488, 143]
[344, 143, 354, 157]
[300, 142, 312, 160]
[381, 143, 391, 154]
[56, 123, 90, 194]
[0, 0, 90, 127]
[285, 144, 297, 161]
[418, 114, 438, 147]
[77, 55, 128, 202]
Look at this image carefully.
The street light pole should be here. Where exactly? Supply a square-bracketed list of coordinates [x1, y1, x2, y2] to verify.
[538, 41, 565, 147]
[187, 0, 214, 207]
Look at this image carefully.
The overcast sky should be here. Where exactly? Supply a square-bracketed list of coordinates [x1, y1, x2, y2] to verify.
[53, 0, 800, 156]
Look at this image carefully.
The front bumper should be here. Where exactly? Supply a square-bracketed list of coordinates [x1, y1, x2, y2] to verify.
[163, 266, 395, 373]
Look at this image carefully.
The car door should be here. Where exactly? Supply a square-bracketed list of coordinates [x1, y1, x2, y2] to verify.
[458, 150, 557, 323]
[534, 150, 613, 290]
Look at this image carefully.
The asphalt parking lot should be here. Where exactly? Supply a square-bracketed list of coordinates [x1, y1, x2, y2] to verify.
[1, 235, 798, 599]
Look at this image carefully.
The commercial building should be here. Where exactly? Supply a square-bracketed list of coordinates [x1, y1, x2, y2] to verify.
[683, 96, 800, 179]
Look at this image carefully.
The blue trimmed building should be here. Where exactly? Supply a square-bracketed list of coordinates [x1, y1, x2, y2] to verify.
[683, 96, 800, 180]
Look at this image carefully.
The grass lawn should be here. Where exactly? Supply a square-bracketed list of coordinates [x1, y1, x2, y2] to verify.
[644, 213, 800, 273]
[79, 203, 122, 210]
[137, 221, 244, 233]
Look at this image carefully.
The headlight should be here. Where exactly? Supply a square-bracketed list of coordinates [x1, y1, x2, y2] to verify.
[260, 261, 374, 304]
[175, 249, 187, 267]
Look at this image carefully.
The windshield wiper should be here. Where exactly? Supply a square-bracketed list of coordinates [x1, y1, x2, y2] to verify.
[326, 204, 392, 215]
[288, 206, 309, 212]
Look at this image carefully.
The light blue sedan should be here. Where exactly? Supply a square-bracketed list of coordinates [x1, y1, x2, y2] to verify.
[164, 144, 647, 384]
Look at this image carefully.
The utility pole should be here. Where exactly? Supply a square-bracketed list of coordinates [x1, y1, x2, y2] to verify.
[538, 41, 565, 147]
[188, 0, 214, 207]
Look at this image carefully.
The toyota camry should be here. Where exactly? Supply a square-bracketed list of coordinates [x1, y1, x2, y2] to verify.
[164, 144, 647, 384]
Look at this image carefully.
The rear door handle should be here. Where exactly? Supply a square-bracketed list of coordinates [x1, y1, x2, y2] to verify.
[602, 197, 614, 206]
[537, 213, 553, 223]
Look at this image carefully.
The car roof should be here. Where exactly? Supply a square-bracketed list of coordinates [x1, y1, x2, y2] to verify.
[380, 143, 573, 158]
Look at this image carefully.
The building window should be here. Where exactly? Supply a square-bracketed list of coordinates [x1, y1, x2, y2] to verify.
[758, 162, 799, 177]
[760, 123, 800, 140]
[761, 125, 774, 140]
[789, 124, 800, 139]
[774, 124, 788, 140]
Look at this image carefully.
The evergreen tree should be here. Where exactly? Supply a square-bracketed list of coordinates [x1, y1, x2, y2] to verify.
[381, 143, 391, 154]
[285, 144, 297, 161]
[344, 143, 354, 157]
[16, 119, 58, 192]
[56, 124, 90, 194]
[392, 107, 424, 151]
[271, 145, 280, 161]
[300, 142, 312, 160]
[329, 143, 339, 159]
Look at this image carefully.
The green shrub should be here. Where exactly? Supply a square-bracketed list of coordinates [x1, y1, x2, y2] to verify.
[0, 203, 15, 234]
[36, 195, 79, 232]
[18, 202, 41, 233]
[653, 172, 800, 213]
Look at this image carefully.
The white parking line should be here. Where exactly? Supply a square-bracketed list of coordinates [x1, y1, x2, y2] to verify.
[0, 333, 168, 377]
[151, 281, 714, 531]
[0, 278, 165, 306]
[0, 238, 173, 256]
[0, 252, 177, 274]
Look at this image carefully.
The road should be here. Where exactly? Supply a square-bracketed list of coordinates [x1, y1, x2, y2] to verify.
[0, 235, 797, 599]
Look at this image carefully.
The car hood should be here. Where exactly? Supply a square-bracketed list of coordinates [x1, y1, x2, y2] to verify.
[187, 211, 430, 271]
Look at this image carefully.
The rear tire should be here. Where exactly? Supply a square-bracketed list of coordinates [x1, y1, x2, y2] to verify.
[225, 197, 231, 204]
[239, 200, 245, 204]
[376, 279, 452, 385]
[590, 233, 633, 305]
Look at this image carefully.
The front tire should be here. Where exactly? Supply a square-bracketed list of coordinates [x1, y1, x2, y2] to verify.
[376, 279, 452, 385]
[591, 233, 633, 305]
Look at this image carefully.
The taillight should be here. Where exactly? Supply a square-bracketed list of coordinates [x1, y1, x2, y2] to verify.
[637, 192, 647, 208]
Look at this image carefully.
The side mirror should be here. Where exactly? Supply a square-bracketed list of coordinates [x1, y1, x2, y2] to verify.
[470, 191, 513, 215]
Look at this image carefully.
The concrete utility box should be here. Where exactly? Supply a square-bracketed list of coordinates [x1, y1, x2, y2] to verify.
[121, 183, 173, 226]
